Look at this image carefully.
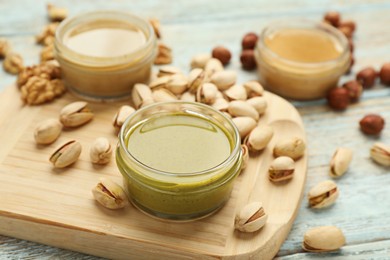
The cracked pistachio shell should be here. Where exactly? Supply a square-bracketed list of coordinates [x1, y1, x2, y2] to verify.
[370, 142, 390, 166]
[244, 125, 273, 152]
[190, 53, 211, 69]
[329, 147, 353, 178]
[210, 70, 237, 91]
[132, 83, 154, 109]
[244, 81, 264, 98]
[49, 140, 82, 168]
[152, 88, 178, 102]
[302, 226, 346, 252]
[235, 201, 267, 232]
[34, 118, 62, 144]
[90, 137, 112, 165]
[204, 58, 224, 77]
[166, 74, 188, 95]
[92, 177, 128, 209]
[228, 100, 259, 121]
[308, 180, 339, 208]
[196, 82, 218, 104]
[59, 101, 94, 128]
[113, 105, 135, 129]
[269, 156, 295, 182]
[273, 137, 305, 160]
[180, 91, 196, 102]
[157, 66, 182, 77]
[232, 117, 257, 139]
[188, 68, 206, 93]
[247, 96, 267, 115]
[241, 144, 249, 171]
[212, 98, 229, 112]
[224, 85, 248, 101]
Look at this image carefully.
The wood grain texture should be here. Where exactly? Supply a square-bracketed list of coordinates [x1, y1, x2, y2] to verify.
[0, 85, 306, 259]
[1, 0, 390, 259]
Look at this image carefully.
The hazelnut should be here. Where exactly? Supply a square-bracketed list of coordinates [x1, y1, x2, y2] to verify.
[240, 50, 257, 70]
[359, 114, 385, 135]
[379, 62, 390, 86]
[348, 38, 354, 53]
[324, 11, 340, 27]
[242, 32, 258, 50]
[212, 46, 231, 65]
[327, 87, 350, 110]
[342, 80, 363, 102]
[339, 20, 356, 33]
[356, 67, 377, 89]
[338, 25, 353, 38]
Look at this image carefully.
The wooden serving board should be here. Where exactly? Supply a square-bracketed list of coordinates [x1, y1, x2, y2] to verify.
[0, 85, 307, 260]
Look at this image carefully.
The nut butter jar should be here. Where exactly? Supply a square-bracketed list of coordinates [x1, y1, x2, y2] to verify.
[255, 20, 351, 100]
[54, 11, 157, 101]
[116, 101, 242, 221]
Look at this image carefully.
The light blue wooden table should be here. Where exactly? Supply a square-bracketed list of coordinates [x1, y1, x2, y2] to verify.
[1, 0, 390, 259]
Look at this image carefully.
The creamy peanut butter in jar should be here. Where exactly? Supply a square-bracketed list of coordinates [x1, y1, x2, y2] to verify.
[255, 20, 351, 100]
[55, 11, 157, 101]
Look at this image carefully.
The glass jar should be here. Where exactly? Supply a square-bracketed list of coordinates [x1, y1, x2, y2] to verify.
[255, 20, 351, 100]
[54, 11, 157, 101]
[116, 101, 242, 221]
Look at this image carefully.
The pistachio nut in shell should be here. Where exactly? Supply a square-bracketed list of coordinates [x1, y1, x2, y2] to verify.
[247, 96, 267, 115]
[302, 226, 346, 252]
[92, 177, 129, 209]
[228, 100, 259, 121]
[90, 137, 112, 165]
[244, 81, 264, 98]
[49, 140, 82, 168]
[224, 84, 248, 101]
[370, 142, 390, 166]
[204, 58, 224, 77]
[241, 144, 249, 171]
[113, 105, 135, 129]
[152, 88, 178, 102]
[196, 82, 218, 104]
[235, 201, 267, 232]
[329, 147, 353, 178]
[180, 91, 196, 102]
[268, 156, 295, 183]
[157, 66, 182, 77]
[273, 137, 305, 160]
[166, 74, 188, 95]
[244, 125, 273, 152]
[188, 68, 206, 93]
[210, 70, 237, 91]
[132, 83, 154, 109]
[211, 98, 229, 112]
[59, 101, 93, 128]
[190, 53, 211, 69]
[232, 117, 257, 139]
[308, 180, 339, 208]
[34, 118, 62, 144]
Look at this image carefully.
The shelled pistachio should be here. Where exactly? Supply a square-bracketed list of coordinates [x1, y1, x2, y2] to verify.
[59, 101, 94, 128]
[235, 201, 267, 232]
[92, 177, 128, 209]
[308, 180, 339, 208]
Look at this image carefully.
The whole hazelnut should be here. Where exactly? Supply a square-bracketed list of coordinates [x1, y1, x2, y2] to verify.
[356, 67, 377, 89]
[338, 25, 353, 38]
[240, 49, 257, 70]
[327, 87, 350, 110]
[339, 20, 356, 33]
[242, 32, 258, 50]
[342, 80, 363, 102]
[379, 62, 390, 86]
[212, 46, 231, 65]
[324, 11, 340, 27]
[359, 114, 385, 135]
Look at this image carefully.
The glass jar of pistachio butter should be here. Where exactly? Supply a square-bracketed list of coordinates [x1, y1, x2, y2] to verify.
[116, 101, 242, 221]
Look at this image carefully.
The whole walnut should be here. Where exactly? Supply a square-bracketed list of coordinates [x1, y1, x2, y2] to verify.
[20, 76, 65, 105]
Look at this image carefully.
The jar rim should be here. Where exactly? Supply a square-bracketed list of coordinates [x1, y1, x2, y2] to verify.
[256, 19, 350, 69]
[55, 10, 156, 67]
[118, 101, 242, 177]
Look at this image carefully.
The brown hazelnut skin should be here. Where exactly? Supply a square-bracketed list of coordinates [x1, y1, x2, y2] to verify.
[339, 20, 356, 33]
[242, 32, 258, 50]
[356, 67, 377, 89]
[379, 63, 390, 86]
[324, 11, 340, 27]
[348, 38, 354, 53]
[338, 25, 353, 38]
[212, 46, 231, 65]
[343, 80, 363, 102]
[327, 87, 350, 110]
[359, 114, 385, 135]
[240, 50, 257, 70]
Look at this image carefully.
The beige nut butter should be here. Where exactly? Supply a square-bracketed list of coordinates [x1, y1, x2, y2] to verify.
[55, 11, 157, 101]
[255, 20, 350, 100]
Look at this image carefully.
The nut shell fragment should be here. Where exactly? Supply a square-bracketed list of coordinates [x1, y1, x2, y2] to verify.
[241, 144, 249, 171]
[308, 180, 339, 208]
[92, 177, 129, 209]
[329, 147, 353, 178]
[49, 140, 82, 168]
[235, 201, 267, 232]
[90, 137, 112, 165]
[60, 101, 94, 127]
[370, 142, 390, 166]
[302, 226, 345, 252]
[34, 118, 62, 145]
